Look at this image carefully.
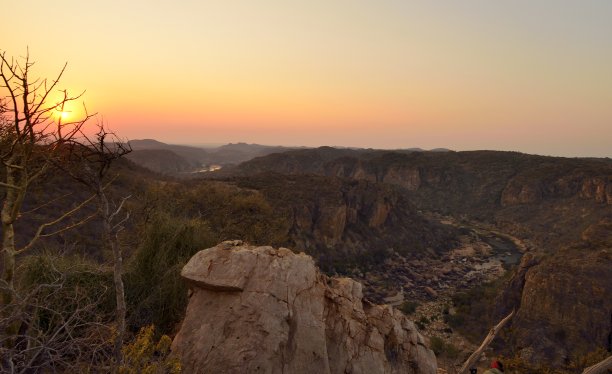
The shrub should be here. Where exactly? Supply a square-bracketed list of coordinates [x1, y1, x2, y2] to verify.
[5, 255, 115, 371]
[120, 325, 181, 374]
[448, 276, 510, 342]
[429, 336, 460, 359]
[429, 336, 446, 355]
[444, 314, 465, 329]
[125, 211, 216, 335]
[399, 301, 419, 315]
[416, 316, 430, 330]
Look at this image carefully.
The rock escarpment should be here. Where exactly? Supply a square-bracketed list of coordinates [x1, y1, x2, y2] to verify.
[234, 174, 460, 261]
[171, 241, 437, 374]
[235, 149, 611, 252]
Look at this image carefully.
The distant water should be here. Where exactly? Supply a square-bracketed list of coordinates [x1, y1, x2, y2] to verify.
[483, 235, 522, 266]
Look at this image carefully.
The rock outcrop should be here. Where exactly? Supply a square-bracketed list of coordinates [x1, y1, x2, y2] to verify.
[171, 241, 437, 374]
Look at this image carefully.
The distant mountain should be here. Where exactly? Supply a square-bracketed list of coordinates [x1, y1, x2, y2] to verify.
[207, 142, 302, 165]
[126, 149, 197, 175]
[126, 139, 306, 174]
[127, 140, 453, 175]
[128, 139, 210, 165]
[128, 139, 168, 149]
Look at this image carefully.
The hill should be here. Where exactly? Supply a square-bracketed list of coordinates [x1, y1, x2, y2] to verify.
[126, 139, 304, 174]
[126, 149, 198, 174]
[129, 139, 210, 165]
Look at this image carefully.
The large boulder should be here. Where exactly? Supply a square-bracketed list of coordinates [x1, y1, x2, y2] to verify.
[171, 241, 437, 374]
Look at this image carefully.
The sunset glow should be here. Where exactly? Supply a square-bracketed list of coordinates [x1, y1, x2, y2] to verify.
[2, 0, 611, 157]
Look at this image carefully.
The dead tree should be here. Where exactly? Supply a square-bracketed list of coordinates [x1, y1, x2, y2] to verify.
[1, 50, 94, 317]
[582, 354, 612, 374]
[62, 123, 132, 367]
[458, 310, 515, 374]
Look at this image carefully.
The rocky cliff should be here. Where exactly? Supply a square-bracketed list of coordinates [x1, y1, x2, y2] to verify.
[234, 149, 612, 251]
[233, 174, 460, 273]
[498, 246, 612, 366]
[171, 241, 437, 374]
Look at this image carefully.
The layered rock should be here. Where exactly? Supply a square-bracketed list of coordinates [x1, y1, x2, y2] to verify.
[171, 241, 437, 374]
[580, 176, 612, 204]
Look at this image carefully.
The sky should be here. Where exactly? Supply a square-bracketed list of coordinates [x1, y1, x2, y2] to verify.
[2, 0, 611, 157]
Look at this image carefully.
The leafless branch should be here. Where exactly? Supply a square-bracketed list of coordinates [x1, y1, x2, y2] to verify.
[17, 193, 97, 254]
[458, 309, 515, 374]
[20, 192, 72, 215]
[582, 354, 612, 374]
[0, 181, 20, 189]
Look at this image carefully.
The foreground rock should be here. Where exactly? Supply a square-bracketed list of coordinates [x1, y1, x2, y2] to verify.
[171, 241, 437, 374]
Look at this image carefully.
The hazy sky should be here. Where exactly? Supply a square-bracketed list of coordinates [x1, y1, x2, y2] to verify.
[3, 1, 611, 157]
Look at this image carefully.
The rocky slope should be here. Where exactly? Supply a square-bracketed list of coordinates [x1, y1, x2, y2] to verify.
[228, 148, 612, 369]
[171, 241, 438, 374]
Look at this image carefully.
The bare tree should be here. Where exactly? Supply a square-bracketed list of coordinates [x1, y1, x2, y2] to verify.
[0, 50, 128, 371]
[61, 123, 132, 367]
[1, 49, 95, 301]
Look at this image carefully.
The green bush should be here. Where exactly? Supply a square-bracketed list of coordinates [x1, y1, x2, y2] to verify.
[125, 211, 216, 335]
[416, 316, 430, 330]
[399, 301, 419, 315]
[444, 313, 465, 329]
[429, 336, 460, 359]
[448, 276, 509, 342]
[429, 336, 446, 355]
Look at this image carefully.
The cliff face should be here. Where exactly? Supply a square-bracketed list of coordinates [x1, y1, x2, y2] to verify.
[506, 247, 612, 366]
[171, 241, 438, 374]
[235, 149, 612, 251]
[235, 175, 460, 263]
[580, 176, 612, 204]
[501, 174, 612, 207]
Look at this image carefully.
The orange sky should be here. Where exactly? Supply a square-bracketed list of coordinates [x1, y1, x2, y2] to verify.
[2, 1, 611, 157]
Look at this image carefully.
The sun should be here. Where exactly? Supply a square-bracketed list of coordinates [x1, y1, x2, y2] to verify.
[55, 110, 71, 122]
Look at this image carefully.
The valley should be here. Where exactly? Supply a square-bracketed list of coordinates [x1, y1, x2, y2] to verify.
[3, 140, 610, 373]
